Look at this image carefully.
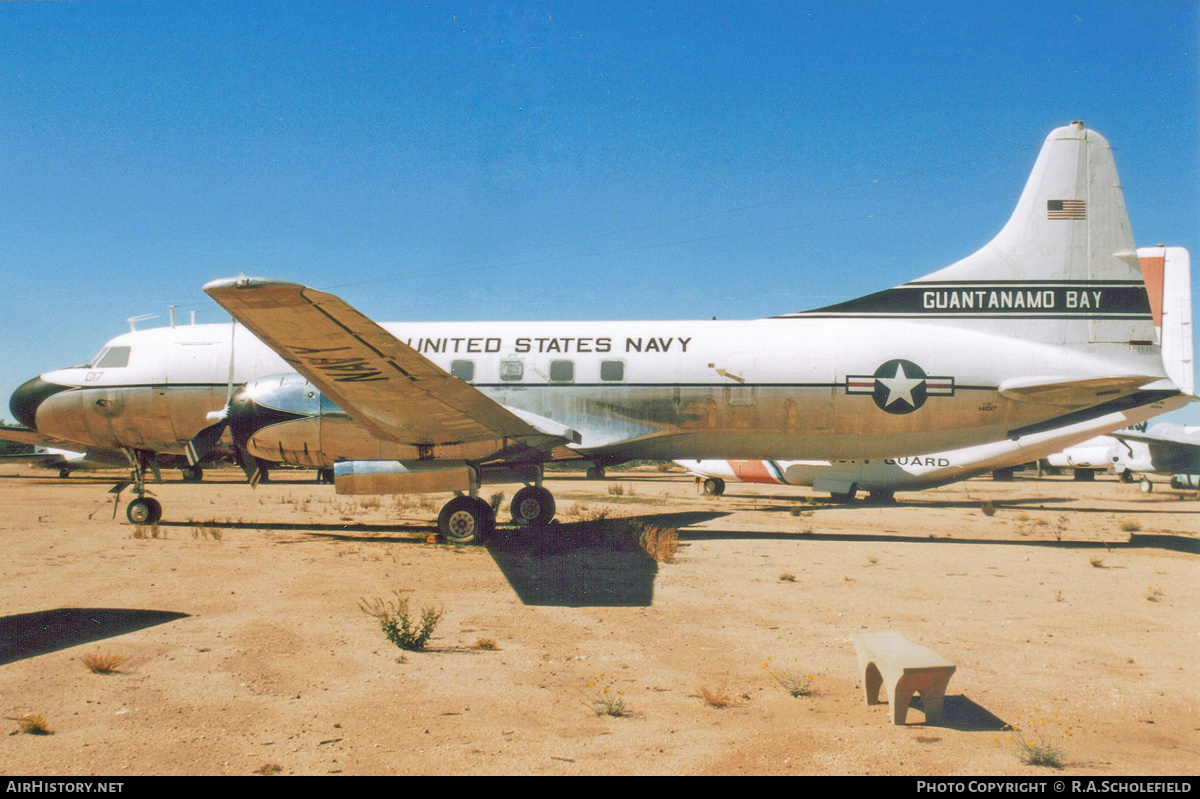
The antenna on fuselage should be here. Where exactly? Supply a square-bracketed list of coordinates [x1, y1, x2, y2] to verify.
[127, 314, 157, 332]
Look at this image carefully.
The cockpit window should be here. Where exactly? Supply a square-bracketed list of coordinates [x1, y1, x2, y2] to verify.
[95, 346, 131, 368]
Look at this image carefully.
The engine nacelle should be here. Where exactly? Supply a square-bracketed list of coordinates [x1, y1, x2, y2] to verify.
[1169, 474, 1200, 490]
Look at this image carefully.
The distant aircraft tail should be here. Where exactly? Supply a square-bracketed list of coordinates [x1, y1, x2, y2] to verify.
[787, 122, 1158, 352]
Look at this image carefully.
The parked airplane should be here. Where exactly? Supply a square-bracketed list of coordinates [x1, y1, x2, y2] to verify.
[9, 123, 1186, 541]
[676, 392, 1190, 501]
[0, 425, 209, 481]
[1045, 433, 1122, 479]
[1052, 423, 1200, 492]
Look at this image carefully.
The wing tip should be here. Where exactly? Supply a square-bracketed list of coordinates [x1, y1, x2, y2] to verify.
[203, 275, 305, 296]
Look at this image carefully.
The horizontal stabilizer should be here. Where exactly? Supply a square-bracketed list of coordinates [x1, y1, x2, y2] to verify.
[1112, 429, 1200, 451]
[997, 375, 1155, 406]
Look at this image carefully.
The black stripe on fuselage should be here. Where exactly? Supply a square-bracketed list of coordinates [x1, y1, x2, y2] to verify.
[1005, 390, 1181, 440]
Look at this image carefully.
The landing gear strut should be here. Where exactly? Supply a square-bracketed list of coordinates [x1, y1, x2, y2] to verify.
[120, 449, 163, 525]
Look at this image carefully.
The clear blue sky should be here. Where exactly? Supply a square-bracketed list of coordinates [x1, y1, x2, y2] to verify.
[2, 1, 1197, 425]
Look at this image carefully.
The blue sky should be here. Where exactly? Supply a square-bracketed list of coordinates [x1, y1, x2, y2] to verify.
[2, 1, 1197, 425]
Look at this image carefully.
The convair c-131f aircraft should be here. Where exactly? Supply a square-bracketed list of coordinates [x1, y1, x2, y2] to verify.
[9, 123, 1188, 541]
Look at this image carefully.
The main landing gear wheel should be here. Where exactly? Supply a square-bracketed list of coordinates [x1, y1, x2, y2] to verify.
[702, 477, 725, 496]
[1139, 478, 1154, 493]
[510, 486, 556, 527]
[868, 488, 896, 504]
[180, 466, 203, 483]
[58, 468, 71, 479]
[126, 497, 162, 525]
[586, 466, 606, 480]
[1119, 470, 1135, 484]
[438, 496, 494, 545]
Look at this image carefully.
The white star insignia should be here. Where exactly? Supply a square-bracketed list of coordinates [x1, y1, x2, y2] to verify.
[876, 362, 924, 408]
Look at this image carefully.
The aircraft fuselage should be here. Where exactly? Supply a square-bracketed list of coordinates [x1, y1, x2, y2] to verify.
[18, 315, 1161, 468]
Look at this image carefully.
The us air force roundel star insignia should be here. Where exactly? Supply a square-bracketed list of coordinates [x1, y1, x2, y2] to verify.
[845, 359, 955, 414]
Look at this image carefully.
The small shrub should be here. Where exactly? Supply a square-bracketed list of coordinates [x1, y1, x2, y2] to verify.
[637, 523, 679, 563]
[1000, 715, 1071, 768]
[773, 670, 817, 698]
[81, 652, 126, 674]
[133, 524, 163, 540]
[474, 638, 498, 651]
[1089, 557, 1105, 568]
[1146, 584, 1164, 603]
[779, 572, 796, 582]
[1120, 520, 1141, 533]
[981, 501, 996, 517]
[580, 676, 630, 718]
[254, 763, 283, 776]
[607, 483, 625, 496]
[8, 714, 52, 735]
[699, 685, 732, 708]
[359, 593, 443, 651]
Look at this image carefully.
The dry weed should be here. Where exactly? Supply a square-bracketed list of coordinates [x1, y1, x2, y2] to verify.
[699, 685, 732, 708]
[8, 714, 52, 735]
[81, 652, 126, 674]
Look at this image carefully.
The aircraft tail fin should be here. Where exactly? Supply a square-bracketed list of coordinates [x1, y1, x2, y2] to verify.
[786, 122, 1157, 351]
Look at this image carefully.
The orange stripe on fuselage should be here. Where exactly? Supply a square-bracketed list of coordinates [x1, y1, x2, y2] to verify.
[730, 460, 782, 484]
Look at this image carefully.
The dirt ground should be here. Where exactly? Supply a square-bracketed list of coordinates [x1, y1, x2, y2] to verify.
[0, 464, 1196, 776]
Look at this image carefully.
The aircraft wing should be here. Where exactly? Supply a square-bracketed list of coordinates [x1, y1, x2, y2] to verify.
[0, 426, 82, 450]
[997, 375, 1160, 406]
[204, 277, 580, 450]
[1111, 429, 1200, 454]
[0, 451, 66, 465]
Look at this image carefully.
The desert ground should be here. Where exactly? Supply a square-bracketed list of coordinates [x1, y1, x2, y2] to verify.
[0, 463, 1196, 776]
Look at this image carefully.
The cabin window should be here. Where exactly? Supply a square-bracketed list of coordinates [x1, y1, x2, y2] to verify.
[500, 360, 524, 381]
[549, 360, 574, 382]
[96, 346, 131, 368]
[600, 360, 625, 381]
[450, 360, 475, 381]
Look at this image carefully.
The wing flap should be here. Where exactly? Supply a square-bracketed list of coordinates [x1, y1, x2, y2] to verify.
[204, 277, 577, 448]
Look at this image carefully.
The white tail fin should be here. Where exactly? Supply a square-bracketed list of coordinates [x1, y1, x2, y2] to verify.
[790, 122, 1156, 349]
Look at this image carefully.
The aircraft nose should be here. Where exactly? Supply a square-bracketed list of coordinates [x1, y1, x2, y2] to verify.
[9, 376, 71, 431]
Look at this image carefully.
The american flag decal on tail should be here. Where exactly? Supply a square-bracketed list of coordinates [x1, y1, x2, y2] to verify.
[1047, 199, 1086, 220]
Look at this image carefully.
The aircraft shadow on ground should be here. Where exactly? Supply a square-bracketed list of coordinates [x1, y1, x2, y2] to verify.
[0, 608, 189, 666]
[679, 529, 1199, 554]
[486, 510, 729, 608]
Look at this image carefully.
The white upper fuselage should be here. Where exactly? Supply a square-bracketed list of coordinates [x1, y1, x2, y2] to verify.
[28, 313, 1164, 465]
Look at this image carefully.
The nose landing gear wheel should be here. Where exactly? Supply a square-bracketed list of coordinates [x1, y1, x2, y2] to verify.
[127, 497, 162, 525]
[702, 477, 725, 496]
[438, 496, 494, 545]
[510, 486, 556, 527]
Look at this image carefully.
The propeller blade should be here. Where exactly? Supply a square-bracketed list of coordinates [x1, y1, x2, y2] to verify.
[233, 444, 264, 488]
[185, 418, 228, 466]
